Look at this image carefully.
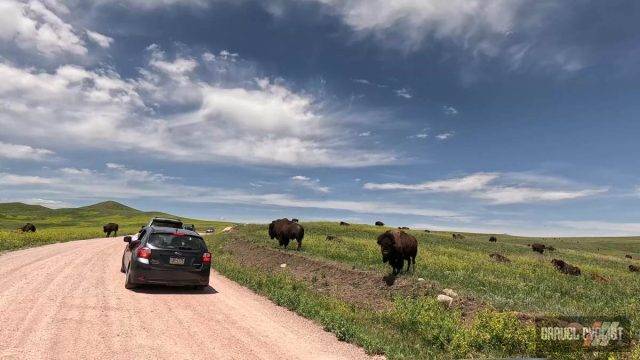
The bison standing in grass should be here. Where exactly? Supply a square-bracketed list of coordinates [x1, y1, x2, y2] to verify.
[103, 223, 119, 237]
[552, 259, 581, 276]
[20, 223, 36, 232]
[489, 236, 497, 242]
[339, 221, 350, 226]
[629, 265, 640, 273]
[531, 243, 546, 254]
[376, 229, 418, 275]
[269, 218, 305, 250]
[375, 221, 385, 227]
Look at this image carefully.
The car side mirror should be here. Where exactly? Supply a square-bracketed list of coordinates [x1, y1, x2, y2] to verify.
[124, 236, 132, 243]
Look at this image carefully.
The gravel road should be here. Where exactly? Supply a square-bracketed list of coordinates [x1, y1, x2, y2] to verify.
[0, 237, 381, 360]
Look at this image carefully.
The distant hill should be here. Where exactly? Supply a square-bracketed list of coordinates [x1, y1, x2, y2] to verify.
[0, 200, 224, 231]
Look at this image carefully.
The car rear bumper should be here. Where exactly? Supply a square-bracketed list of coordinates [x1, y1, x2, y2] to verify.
[130, 262, 210, 286]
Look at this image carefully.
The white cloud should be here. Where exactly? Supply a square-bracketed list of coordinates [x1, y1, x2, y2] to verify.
[552, 221, 640, 237]
[436, 132, 454, 140]
[352, 78, 371, 85]
[358, 131, 371, 137]
[0, 166, 460, 219]
[364, 172, 607, 204]
[291, 175, 330, 193]
[0, 141, 54, 160]
[0, 0, 87, 56]
[410, 133, 428, 139]
[86, 30, 113, 48]
[0, 45, 395, 168]
[443, 106, 458, 116]
[394, 88, 412, 99]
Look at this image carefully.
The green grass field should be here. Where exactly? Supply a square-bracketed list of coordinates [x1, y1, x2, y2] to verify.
[205, 222, 640, 359]
[1, 202, 638, 358]
[0, 201, 230, 252]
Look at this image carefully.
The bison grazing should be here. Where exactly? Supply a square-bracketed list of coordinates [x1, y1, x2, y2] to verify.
[531, 243, 545, 254]
[489, 236, 497, 242]
[489, 253, 510, 263]
[339, 221, 350, 226]
[269, 218, 305, 250]
[20, 223, 36, 232]
[375, 221, 385, 227]
[376, 229, 418, 275]
[551, 259, 581, 276]
[103, 223, 119, 237]
[629, 265, 640, 273]
[291, 218, 299, 223]
[625, 254, 633, 259]
[452, 233, 465, 240]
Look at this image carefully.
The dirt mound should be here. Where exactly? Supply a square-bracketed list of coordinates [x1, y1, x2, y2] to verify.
[224, 238, 438, 311]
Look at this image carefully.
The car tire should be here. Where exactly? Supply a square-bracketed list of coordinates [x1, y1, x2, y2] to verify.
[124, 265, 137, 289]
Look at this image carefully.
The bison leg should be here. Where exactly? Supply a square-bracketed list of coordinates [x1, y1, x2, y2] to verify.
[282, 237, 289, 249]
[404, 259, 411, 273]
[114, 230, 118, 237]
[296, 239, 302, 251]
[106, 231, 111, 237]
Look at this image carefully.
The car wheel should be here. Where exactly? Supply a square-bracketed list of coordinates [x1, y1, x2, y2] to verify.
[124, 265, 137, 289]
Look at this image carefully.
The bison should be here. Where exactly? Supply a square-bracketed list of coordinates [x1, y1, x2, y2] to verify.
[291, 218, 299, 223]
[551, 259, 581, 276]
[424, 229, 430, 233]
[20, 223, 36, 232]
[489, 253, 510, 263]
[625, 254, 633, 259]
[376, 229, 418, 275]
[452, 233, 465, 240]
[103, 223, 119, 237]
[268, 218, 305, 250]
[375, 221, 385, 226]
[398, 226, 410, 230]
[531, 243, 545, 254]
[489, 236, 497, 242]
[629, 265, 640, 273]
[339, 221, 350, 226]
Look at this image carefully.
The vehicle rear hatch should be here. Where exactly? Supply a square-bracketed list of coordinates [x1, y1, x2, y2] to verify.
[146, 232, 207, 271]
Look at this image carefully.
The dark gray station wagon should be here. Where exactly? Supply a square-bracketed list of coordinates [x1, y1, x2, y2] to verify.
[121, 225, 211, 290]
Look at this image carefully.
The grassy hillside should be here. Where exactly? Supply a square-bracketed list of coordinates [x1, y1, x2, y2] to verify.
[0, 201, 231, 251]
[206, 222, 640, 359]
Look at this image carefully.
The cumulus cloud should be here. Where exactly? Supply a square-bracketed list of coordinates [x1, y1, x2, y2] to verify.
[0, 0, 87, 56]
[0, 141, 54, 160]
[0, 45, 395, 168]
[291, 175, 330, 193]
[86, 30, 113, 48]
[364, 172, 607, 204]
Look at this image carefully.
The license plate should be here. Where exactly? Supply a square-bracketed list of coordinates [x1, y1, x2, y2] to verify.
[169, 257, 185, 265]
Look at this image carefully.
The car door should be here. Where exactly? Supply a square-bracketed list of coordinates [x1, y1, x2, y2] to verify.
[124, 229, 146, 269]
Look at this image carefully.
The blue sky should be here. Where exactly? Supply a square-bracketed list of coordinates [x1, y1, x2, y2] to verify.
[1, 0, 639, 236]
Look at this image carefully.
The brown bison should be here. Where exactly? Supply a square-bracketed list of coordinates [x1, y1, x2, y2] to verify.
[291, 218, 299, 223]
[625, 254, 633, 259]
[375, 221, 385, 226]
[452, 233, 464, 240]
[424, 229, 430, 233]
[339, 221, 350, 226]
[398, 226, 410, 230]
[20, 223, 36, 232]
[629, 265, 640, 272]
[531, 243, 545, 254]
[489, 253, 510, 263]
[103, 223, 119, 237]
[489, 236, 497, 242]
[376, 229, 418, 275]
[269, 218, 305, 250]
[551, 259, 581, 276]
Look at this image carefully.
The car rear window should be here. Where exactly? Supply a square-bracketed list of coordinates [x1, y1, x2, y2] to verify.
[148, 233, 204, 250]
[150, 220, 183, 228]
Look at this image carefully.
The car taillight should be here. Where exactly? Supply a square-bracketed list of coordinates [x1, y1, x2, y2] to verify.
[136, 247, 152, 259]
[202, 252, 211, 264]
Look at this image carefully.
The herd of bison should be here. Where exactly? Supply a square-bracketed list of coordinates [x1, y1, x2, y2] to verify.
[16, 219, 640, 276]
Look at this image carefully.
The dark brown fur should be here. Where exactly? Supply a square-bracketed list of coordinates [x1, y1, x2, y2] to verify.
[376, 230, 418, 275]
[398, 226, 410, 230]
[375, 221, 385, 226]
[552, 259, 581, 276]
[625, 254, 633, 259]
[531, 243, 545, 254]
[268, 218, 305, 250]
[489, 236, 497, 242]
[103, 223, 119, 237]
[629, 265, 640, 272]
[339, 221, 350, 226]
[20, 223, 36, 232]
[291, 218, 299, 223]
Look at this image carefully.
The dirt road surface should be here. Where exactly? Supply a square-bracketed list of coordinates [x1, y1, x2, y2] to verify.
[0, 237, 382, 360]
